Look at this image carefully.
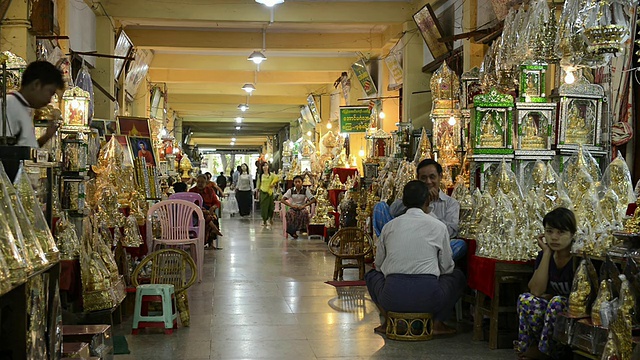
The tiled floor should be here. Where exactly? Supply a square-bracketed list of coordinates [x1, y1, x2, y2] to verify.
[113, 215, 516, 359]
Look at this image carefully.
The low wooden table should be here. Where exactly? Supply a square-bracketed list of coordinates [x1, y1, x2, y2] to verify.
[470, 260, 534, 349]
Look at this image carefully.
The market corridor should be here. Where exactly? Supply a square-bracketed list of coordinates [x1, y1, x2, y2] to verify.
[113, 216, 515, 359]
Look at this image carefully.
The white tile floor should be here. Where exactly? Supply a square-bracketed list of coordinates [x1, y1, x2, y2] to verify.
[113, 215, 516, 359]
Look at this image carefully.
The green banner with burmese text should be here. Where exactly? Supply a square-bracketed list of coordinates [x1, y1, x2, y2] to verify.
[339, 106, 370, 133]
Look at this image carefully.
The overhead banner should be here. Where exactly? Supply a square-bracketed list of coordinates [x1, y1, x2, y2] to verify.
[307, 94, 321, 123]
[339, 106, 370, 133]
[351, 59, 377, 98]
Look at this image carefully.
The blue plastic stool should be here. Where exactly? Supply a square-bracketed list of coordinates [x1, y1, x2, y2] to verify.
[132, 284, 178, 335]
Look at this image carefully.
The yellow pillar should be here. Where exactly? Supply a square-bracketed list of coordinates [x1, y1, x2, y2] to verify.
[462, 0, 486, 71]
[1, 0, 36, 62]
[379, 61, 400, 134]
[401, 20, 430, 131]
[93, 16, 115, 119]
[131, 78, 149, 118]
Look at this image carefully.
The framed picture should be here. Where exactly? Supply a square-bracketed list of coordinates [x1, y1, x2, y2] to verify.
[105, 134, 134, 166]
[114, 30, 133, 81]
[118, 116, 151, 137]
[91, 119, 119, 137]
[413, 4, 451, 60]
[129, 136, 156, 167]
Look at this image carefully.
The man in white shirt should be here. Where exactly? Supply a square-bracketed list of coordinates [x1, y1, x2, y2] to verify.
[1, 61, 64, 180]
[389, 158, 467, 261]
[366, 180, 466, 336]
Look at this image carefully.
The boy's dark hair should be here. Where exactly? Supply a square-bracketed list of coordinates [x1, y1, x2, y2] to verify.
[543, 207, 577, 234]
[402, 180, 429, 209]
[173, 182, 187, 193]
[292, 175, 303, 182]
[22, 61, 64, 89]
[416, 158, 443, 176]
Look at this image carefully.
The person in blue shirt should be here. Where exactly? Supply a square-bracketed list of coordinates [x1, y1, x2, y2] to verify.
[514, 207, 576, 359]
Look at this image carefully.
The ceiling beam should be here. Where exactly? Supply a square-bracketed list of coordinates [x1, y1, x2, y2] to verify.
[166, 83, 324, 96]
[103, 1, 412, 24]
[151, 53, 358, 72]
[149, 69, 341, 85]
[167, 94, 307, 106]
[126, 29, 384, 52]
[171, 102, 300, 113]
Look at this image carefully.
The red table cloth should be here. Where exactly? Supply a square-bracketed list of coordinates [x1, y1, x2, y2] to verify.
[332, 168, 359, 185]
[328, 189, 346, 209]
[466, 239, 534, 299]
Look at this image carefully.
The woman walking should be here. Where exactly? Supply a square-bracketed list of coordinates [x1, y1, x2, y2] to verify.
[256, 162, 278, 228]
[235, 163, 254, 216]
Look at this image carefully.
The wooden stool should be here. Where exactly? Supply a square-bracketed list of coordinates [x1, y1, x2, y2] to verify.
[327, 228, 373, 280]
[386, 312, 433, 341]
[473, 262, 532, 349]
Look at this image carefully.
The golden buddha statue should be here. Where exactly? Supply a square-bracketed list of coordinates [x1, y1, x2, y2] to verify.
[302, 174, 312, 186]
[328, 173, 344, 190]
[624, 198, 640, 234]
[591, 280, 611, 326]
[439, 130, 460, 167]
[525, 72, 539, 97]
[565, 105, 590, 145]
[568, 261, 591, 317]
[479, 111, 503, 147]
[531, 161, 547, 189]
[336, 149, 347, 168]
[521, 114, 546, 149]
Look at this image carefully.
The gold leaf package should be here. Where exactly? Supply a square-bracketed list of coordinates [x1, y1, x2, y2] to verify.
[413, 127, 432, 164]
[569, 259, 592, 317]
[15, 172, 59, 262]
[539, 164, 572, 212]
[55, 213, 80, 260]
[80, 223, 116, 312]
[591, 280, 612, 326]
[0, 164, 45, 273]
[0, 247, 11, 294]
[122, 215, 143, 247]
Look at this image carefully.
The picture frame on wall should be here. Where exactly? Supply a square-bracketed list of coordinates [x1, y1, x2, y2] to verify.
[114, 30, 133, 81]
[117, 116, 151, 137]
[413, 4, 451, 60]
[129, 136, 156, 167]
[105, 134, 134, 166]
[91, 119, 119, 137]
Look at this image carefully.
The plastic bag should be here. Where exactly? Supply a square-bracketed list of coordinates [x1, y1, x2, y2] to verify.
[75, 62, 94, 122]
[569, 259, 593, 317]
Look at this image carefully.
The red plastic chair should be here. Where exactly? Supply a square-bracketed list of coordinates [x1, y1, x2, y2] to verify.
[147, 199, 205, 282]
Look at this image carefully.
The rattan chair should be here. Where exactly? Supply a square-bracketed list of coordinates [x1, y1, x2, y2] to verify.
[327, 227, 373, 280]
[132, 248, 198, 327]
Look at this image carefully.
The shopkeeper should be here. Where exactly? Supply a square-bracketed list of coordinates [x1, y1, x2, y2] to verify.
[389, 159, 467, 261]
[1, 61, 64, 181]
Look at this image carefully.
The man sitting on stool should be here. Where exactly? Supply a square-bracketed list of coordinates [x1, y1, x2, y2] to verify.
[389, 159, 467, 261]
[366, 180, 466, 336]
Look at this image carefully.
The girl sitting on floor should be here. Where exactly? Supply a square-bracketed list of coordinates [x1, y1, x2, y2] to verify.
[514, 207, 576, 360]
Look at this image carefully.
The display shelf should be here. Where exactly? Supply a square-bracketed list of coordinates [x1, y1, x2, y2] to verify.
[0, 261, 61, 359]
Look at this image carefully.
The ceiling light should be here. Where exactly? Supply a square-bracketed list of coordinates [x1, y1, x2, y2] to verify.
[235, 126, 241, 130]
[306, 131, 312, 137]
[238, 104, 249, 112]
[248, 51, 267, 64]
[231, 137, 236, 142]
[564, 70, 575, 84]
[235, 116, 243, 123]
[242, 83, 256, 93]
[230, 141, 235, 146]
[212, 148, 217, 151]
[255, 0, 283, 6]
[448, 115, 457, 126]
[326, 123, 332, 129]
[379, 111, 386, 119]
[358, 147, 365, 157]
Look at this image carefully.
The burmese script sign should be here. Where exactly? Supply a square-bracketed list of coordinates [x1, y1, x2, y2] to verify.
[351, 60, 378, 98]
[340, 107, 370, 133]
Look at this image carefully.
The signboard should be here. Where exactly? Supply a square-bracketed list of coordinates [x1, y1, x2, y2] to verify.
[385, 53, 403, 86]
[339, 106, 370, 133]
[413, 4, 451, 59]
[307, 94, 321, 123]
[351, 59, 378, 98]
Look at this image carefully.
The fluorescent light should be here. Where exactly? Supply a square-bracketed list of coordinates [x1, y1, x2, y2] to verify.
[231, 137, 236, 142]
[235, 116, 243, 123]
[238, 104, 249, 112]
[242, 83, 256, 93]
[248, 51, 267, 64]
[235, 126, 241, 130]
[255, 0, 283, 6]
[230, 141, 235, 145]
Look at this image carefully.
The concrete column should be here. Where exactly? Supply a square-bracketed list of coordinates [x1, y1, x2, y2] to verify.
[378, 60, 400, 134]
[1, 0, 36, 62]
[131, 78, 149, 117]
[401, 20, 430, 130]
[92, 16, 115, 119]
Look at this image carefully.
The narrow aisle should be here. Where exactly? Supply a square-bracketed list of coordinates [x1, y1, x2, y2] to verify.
[115, 216, 515, 359]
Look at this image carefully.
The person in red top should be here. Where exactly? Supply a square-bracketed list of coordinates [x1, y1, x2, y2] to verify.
[189, 175, 222, 249]
[137, 141, 155, 165]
